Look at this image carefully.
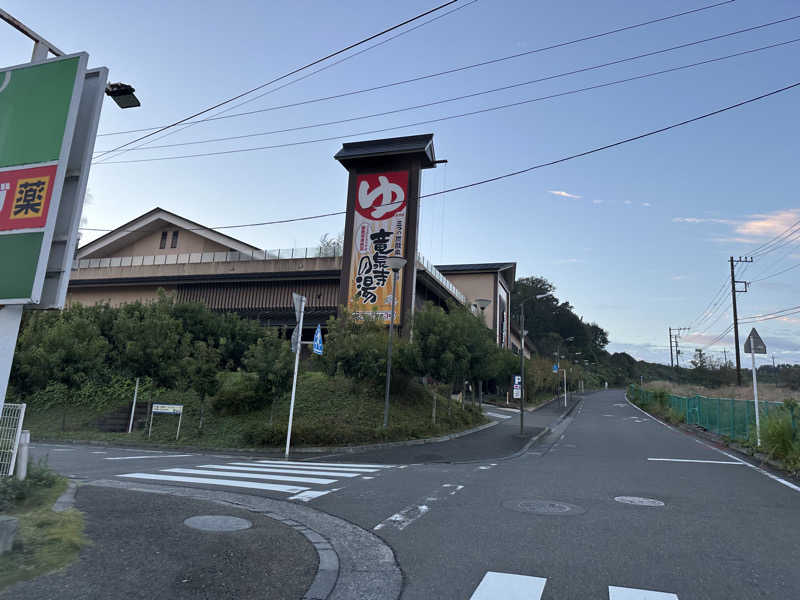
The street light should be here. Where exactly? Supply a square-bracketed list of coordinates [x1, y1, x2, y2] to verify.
[516, 292, 552, 435]
[105, 82, 141, 108]
[383, 255, 406, 429]
[473, 298, 491, 405]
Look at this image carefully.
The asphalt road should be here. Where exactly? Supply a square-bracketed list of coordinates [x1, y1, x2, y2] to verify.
[27, 389, 800, 599]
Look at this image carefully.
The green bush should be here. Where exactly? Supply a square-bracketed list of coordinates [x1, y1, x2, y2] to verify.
[210, 371, 260, 415]
[761, 410, 796, 461]
[0, 460, 61, 513]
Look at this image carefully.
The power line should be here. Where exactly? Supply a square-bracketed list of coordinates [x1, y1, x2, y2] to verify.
[99, 3, 774, 141]
[82, 78, 800, 234]
[92, 0, 463, 160]
[750, 261, 800, 283]
[94, 0, 479, 164]
[742, 304, 800, 321]
[96, 47, 800, 166]
[94, 35, 800, 155]
[749, 216, 800, 256]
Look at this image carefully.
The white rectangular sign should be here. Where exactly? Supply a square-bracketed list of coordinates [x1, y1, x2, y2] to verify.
[152, 403, 183, 415]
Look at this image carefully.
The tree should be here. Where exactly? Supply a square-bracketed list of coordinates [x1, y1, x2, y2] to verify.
[183, 341, 221, 433]
[243, 330, 294, 421]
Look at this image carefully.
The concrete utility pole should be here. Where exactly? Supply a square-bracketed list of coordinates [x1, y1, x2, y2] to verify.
[669, 327, 674, 368]
[729, 256, 753, 386]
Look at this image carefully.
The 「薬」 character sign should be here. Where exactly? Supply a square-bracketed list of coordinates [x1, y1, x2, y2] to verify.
[347, 171, 409, 324]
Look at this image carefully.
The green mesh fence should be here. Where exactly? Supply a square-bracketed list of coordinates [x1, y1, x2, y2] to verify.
[628, 385, 790, 443]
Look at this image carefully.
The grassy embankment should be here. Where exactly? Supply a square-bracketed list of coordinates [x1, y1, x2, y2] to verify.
[643, 380, 799, 403]
[0, 462, 87, 590]
[22, 372, 488, 449]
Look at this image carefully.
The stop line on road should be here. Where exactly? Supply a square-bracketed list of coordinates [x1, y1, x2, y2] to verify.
[117, 459, 396, 501]
[469, 572, 678, 599]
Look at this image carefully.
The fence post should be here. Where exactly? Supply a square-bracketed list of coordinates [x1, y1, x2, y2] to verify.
[730, 399, 734, 439]
[745, 400, 749, 439]
[716, 397, 721, 435]
[790, 404, 797, 441]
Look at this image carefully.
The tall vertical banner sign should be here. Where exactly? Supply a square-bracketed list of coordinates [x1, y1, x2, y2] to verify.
[0, 54, 87, 304]
[347, 171, 409, 324]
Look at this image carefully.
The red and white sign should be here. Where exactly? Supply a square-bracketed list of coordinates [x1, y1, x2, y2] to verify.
[355, 171, 408, 220]
[0, 164, 57, 231]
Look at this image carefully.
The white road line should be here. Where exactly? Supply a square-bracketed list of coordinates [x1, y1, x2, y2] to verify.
[486, 412, 512, 420]
[288, 489, 339, 502]
[117, 473, 308, 493]
[105, 454, 194, 460]
[647, 458, 742, 465]
[248, 462, 381, 473]
[609, 585, 678, 599]
[256, 459, 392, 469]
[200, 464, 362, 478]
[161, 468, 337, 485]
[469, 572, 547, 600]
[374, 484, 464, 531]
[90, 451, 107, 454]
[625, 393, 800, 495]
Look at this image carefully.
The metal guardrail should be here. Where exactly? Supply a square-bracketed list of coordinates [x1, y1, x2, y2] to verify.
[70, 246, 467, 305]
[416, 252, 466, 304]
[72, 246, 343, 270]
[0, 403, 26, 477]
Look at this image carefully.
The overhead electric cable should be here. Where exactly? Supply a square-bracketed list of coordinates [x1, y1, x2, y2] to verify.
[97, 2, 771, 141]
[750, 262, 800, 283]
[92, 0, 463, 160]
[94, 36, 800, 154]
[83, 79, 800, 235]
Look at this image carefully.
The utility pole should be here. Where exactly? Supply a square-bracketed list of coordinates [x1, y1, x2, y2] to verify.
[772, 353, 777, 387]
[669, 327, 674, 368]
[723, 348, 727, 367]
[669, 327, 689, 370]
[729, 256, 753, 386]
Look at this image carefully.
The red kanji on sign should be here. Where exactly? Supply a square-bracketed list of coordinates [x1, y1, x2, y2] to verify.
[0, 164, 57, 231]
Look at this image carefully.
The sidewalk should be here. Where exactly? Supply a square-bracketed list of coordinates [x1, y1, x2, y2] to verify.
[324, 396, 580, 464]
[1, 485, 318, 600]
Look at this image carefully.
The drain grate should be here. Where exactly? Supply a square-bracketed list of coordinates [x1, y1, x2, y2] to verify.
[502, 499, 585, 516]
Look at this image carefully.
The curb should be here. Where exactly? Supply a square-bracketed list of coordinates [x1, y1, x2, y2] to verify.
[87, 479, 402, 600]
[495, 396, 583, 462]
[32, 420, 499, 458]
[52, 480, 78, 513]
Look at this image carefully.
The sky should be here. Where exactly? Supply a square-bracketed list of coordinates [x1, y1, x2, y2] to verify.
[2, 0, 798, 366]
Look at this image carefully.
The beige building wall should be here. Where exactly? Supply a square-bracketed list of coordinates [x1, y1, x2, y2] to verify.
[66, 286, 174, 307]
[108, 228, 231, 257]
[445, 272, 496, 328]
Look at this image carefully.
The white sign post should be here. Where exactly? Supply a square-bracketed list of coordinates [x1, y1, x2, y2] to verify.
[286, 293, 306, 459]
[148, 403, 183, 440]
[744, 328, 767, 447]
[127, 377, 139, 434]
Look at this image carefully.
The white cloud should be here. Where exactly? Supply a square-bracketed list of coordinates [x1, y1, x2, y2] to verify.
[555, 258, 585, 264]
[671, 275, 688, 281]
[642, 202, 652, 207]
[592, 199, 603, 205]
[674, 209, 800, 245]
[623, 200, 632, 205]
[548, 190, 581, 199]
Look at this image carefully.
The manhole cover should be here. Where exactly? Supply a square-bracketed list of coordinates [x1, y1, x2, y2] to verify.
[502, 499, 585, 515]
[184, 515, 253, 532]
[614, 496, 664, 507]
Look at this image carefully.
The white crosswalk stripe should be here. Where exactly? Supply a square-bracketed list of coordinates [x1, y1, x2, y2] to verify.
[485, 412, 512, 420]
[116, 459, 396, 501]
[467, 573, 680, 599]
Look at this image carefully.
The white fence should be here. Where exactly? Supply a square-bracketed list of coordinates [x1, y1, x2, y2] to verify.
[0, 403, 26, 477]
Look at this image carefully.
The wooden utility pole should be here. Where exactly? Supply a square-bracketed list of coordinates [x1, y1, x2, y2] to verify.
[729, 256, 753, 386]
[669, 327, 674, 368]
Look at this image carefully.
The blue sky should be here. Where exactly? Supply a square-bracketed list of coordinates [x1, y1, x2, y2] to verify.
[3, 0, 798, 365]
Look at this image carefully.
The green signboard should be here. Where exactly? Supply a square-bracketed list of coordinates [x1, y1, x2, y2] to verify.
[0, 54, 86, 303]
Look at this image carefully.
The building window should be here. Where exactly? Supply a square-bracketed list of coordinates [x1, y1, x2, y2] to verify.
[171, 230, 179, 248]
[159, 231, 167, 249]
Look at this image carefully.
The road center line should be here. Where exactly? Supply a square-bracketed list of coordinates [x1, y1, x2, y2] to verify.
[105, 454, 194, 460]
[647, 458, 742, 465]
[470, 572, 547, 600]
[374, 484, 464, 531]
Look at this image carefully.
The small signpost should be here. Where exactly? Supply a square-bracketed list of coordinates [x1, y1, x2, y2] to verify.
[744, 328, 767, 447]
[286, 293, 306, 458]
[512, 374, 521, 400]
[148, 403, 183, 441]
[552, 364, 559, 374]
[312, 324, 324, 356]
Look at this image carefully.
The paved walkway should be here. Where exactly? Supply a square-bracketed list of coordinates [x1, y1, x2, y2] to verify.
[1, 485, 317, 600]
[324, 396, 579, 464]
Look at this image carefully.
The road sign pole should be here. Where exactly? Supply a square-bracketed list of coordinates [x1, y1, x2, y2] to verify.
[0, 305, 24, 420]
[752, 349, 760, 447]
[127, 377, 139, 434]
[285, 296, 305, 458]
[563, 369, 567, 408]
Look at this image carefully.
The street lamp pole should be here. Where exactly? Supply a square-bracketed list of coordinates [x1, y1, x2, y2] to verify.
[383, 256, 407, 429]
[519, 292, 552, 434]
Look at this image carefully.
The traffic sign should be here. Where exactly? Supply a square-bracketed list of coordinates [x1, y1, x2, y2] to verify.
[744, 328, 766, 354]
[552, 364, 559, 373]
[313, 324, 323, 355]
[513, 375, 521, 385]
[513, 385, 521, 400]
[290, 292, 306, 353]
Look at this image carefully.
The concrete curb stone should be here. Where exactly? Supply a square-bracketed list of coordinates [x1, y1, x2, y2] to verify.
[87, 479, 402, 600]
